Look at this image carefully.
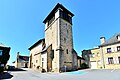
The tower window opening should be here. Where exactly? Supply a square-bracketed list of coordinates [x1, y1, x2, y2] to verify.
[60, 11, 72, 24]
[48, 16, 55, 26]
[66, 49, 68, 54]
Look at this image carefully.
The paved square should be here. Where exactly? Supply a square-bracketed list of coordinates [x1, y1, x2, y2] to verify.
[2, 68, 120, 80]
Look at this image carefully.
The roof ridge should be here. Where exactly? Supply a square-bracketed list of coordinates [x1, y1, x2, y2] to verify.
[100, 33, 120, 47]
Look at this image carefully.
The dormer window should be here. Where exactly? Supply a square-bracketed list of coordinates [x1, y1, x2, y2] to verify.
[107, 48, 112, 53]
[117, 46, 120, 52]
[117, 35, 120, 41]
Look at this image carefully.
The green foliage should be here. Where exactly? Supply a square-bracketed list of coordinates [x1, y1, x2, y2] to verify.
[81, 63, 89, 69]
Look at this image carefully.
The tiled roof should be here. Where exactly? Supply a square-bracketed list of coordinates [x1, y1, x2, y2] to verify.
[28, 38, 45, 50]
[18, 55, 29, 62]
[43, 3, 74, 23]
[99, 33, 120, 47]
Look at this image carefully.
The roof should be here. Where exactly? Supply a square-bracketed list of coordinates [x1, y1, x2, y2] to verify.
[0, 43, 10, 48]
[18, 55, 29, 62]
[41, 44, 51, 53]
[99, 33, 120, 47]
[28, 38, 45, 50]
[43, 3, 74, 23]
[72, 49, 78, 55]
[77, 56, 85, 60]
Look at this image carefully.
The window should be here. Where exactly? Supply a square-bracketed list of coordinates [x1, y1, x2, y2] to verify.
[42, 58, 44, 61]
[97, 52, 100, 56]
[107, 48, 112, 53]
[108, 57, 114, 64]
[0, 50, 3, 56]
[36, 60, 38, 63]
[48, 16, 55, 26]
[89, 53, 95, 58]
[51, 50, 54, 59]
[64, 38, 66, 43]
[60, 11, 72, 24]
[42, 62, 44, 67]
[67, 29, 69, 34]
[66, 49, 68, 54]
[118, 57, 120, 64]
[117, 46, 120, 52]
[85, 55, 88, 58]
[117, 35, 120, 41]
[92, 53, 95, 57]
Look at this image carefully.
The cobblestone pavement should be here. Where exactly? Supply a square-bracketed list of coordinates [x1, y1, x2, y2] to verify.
[1, 68, 120, 80]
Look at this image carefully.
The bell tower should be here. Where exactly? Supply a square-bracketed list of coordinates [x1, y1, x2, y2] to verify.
[43, 3, 74, 72]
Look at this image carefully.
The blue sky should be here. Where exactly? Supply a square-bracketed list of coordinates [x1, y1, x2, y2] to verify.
[0, 0, 120, 65]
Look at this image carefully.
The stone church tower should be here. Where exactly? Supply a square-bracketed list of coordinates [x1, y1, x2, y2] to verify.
[43, 3, 76, 72]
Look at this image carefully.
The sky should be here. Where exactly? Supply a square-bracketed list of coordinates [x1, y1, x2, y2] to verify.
[0, 0, 120, 65]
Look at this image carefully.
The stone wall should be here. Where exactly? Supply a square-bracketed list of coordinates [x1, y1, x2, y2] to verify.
[29, 43, 42, 70]
[59, 18, 74, 71]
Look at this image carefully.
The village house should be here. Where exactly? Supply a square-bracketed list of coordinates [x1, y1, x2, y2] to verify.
[0, 43, 10, 72]
[82, 33, 120, 69]
[82, 48, 101, 69]
[28, 3, 83, 72]
[13, 52, 29, 68]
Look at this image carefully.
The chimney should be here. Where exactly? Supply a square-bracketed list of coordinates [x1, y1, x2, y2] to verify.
[100, 37, 105, 44]
[17, 52, 20, 61]
[17, 52, 20, 56]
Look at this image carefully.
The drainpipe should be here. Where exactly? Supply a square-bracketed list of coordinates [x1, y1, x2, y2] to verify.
[101, 47, 105, 68]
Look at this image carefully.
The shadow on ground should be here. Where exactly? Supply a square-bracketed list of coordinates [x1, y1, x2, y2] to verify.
[7, 68, 27, 71]
[0, 72, 13, 79]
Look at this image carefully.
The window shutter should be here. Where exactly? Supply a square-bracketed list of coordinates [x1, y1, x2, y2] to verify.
[113, 57, 116, 64]
[116, 57, 119, 64]
[106, 58, 108, 64]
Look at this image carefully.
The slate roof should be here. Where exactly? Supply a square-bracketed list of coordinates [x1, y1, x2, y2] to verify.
[0, 43, 9, 48]
[43, 3, 74, 23]
[99, 33, 120, 47]
[18, 55, 29, 62]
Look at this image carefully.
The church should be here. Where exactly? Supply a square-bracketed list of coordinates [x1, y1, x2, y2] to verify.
[28, 3, 83, 72]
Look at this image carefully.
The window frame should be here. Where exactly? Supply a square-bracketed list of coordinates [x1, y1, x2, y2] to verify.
[107, 48, 112, 53]
[117, 46, 120, 52]
[0, 50, 3, 56]
[108, 57, 114, 64]
[118, 57, 120, 64]
[66, 49, 68, 54]
[60, 11, 72, 24]
[42, 58, 44, 61]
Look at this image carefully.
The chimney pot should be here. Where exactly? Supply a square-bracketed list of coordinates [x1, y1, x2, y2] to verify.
[100, 37, 105, 44]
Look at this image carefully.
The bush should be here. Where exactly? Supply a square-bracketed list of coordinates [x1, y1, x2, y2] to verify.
[41, 69, 46, 73]
[81, 63, 89, 69]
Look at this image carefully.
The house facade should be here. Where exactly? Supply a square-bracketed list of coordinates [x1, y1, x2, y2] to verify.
[28, 3, 80, 73]
[82, 33, 120, 69]
[99, 34, 120, 69]
[13, 52, 29, 68]
[77, 56, 85, 69]
[0, 43, 10, 72]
